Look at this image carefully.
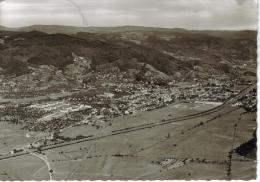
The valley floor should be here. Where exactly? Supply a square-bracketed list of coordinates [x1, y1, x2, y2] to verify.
[0, 96, 256, 180]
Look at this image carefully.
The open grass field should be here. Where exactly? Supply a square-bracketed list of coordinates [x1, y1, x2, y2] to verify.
[0, 122, 50, 154]
[0, 154, 49, 180]
[0, 123, 34, 154]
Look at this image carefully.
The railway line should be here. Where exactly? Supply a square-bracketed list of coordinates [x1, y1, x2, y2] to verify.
[0, 83, 255, 161]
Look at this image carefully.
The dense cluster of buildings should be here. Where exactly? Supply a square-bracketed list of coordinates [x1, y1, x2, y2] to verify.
[238, 88, 257, 112]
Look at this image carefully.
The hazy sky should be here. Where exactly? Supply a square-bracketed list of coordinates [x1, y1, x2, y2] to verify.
[0, 0, 257, 30]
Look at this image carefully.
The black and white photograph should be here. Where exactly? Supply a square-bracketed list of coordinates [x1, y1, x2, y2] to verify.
[0, 0, 257, 180]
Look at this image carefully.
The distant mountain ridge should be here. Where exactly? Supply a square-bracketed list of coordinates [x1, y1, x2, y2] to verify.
[0, 25, 256, 39]
[0, 25, 187, 34]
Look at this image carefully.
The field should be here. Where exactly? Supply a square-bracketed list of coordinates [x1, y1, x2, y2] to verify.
[0, 123, 49, 154]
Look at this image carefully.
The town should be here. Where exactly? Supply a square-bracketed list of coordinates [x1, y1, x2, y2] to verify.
[0, 68, 251, 133]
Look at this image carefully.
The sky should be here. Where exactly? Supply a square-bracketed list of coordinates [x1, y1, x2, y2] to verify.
[0, 0, 258, 30]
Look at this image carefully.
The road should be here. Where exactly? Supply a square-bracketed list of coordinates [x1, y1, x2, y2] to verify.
[24, 148, 53, 180]
[0, 83, 255, 161]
